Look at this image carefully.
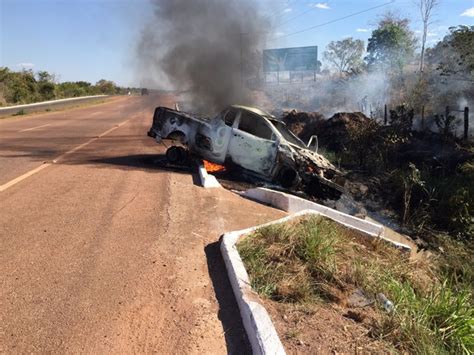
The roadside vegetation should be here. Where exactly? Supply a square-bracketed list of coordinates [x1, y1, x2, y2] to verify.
[0, 67, 141, 106]
[278, 16, 473, 308]
[238, 216, 474, 354]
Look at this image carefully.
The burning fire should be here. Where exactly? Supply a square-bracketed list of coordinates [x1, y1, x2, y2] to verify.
[203, 160, 225, 173]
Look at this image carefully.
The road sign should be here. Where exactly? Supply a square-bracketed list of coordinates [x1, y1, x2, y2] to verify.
[263, 46, 318, 72]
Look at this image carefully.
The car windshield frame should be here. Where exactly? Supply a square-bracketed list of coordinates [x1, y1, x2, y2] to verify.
[268, 119, 306, 148]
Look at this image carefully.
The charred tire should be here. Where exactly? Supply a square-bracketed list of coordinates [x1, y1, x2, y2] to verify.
[277, 166, 298, 188]
[166, 146, 187, 164]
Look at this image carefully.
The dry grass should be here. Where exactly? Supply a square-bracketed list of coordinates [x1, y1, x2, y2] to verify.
[237, 215, 474, 354]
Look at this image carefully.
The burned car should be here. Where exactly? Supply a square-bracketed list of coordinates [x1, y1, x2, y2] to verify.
[148, 105, 344, 197]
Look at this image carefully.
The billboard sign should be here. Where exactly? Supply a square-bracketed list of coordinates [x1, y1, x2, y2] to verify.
[263, 46, 318, 72]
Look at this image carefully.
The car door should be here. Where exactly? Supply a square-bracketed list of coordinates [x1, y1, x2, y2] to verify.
[227, 110, 278, 176]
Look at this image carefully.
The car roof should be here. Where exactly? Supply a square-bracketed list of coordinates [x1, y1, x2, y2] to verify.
[230, 105, 275, 119]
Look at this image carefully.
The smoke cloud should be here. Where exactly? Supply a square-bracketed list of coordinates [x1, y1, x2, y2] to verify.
[136, 0, 270, 113]
[257, 71, 391, 118]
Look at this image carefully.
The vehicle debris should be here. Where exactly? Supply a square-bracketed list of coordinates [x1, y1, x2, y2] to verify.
[377, 293, 394, 313]
[148, 105, 345, 199]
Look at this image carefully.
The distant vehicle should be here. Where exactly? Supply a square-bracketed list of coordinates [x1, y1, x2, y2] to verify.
[148, 105, 344, 196]
[141, 88, 149, 95]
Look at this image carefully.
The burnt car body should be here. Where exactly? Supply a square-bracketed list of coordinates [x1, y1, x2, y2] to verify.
[148, 104, 344, 195]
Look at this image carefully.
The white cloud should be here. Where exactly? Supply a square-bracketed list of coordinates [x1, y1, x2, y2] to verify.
[311, 3, 330, 10]
[283, 8, 292, 13]
[356, 28, 369, 32]
[460, 7, 474, 17]
[275, 31, 285, 37]
[17, 63, 34, 69]
[427, 32, 437, 37]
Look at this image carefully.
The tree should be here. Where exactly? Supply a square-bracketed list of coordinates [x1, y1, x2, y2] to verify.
[95, 79, 116, 95]
[323, 38, 365, 74]
[9, 70, 38, 104]
[37, 70, 56, 83]
[365, 14, 416, 73]
[416, 0, 439, 75]
[38, 81, 55, 101]
[36, 70, 56, 101]
[427, 25, 474, 79]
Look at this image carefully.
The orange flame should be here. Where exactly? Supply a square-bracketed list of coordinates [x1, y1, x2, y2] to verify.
[203, 160, 226, 173]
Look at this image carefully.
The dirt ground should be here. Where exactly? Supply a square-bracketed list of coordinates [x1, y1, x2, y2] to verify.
[264, 300, 392, 354]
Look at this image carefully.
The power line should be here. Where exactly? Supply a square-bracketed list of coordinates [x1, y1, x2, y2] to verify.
[267, 0, 396, 42]
[274, 8, 315, 28]
[264, 0, 300, 21]
[273, 0, 327, 29]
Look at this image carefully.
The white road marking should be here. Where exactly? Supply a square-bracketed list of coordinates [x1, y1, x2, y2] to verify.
[0, 163, 51, 192]
[18, 123, 51, 132]
[0, 119, 132, 192]
[87, 111, 104, 117]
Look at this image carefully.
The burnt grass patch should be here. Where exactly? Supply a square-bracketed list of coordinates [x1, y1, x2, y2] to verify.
[237, 216, 474, 354]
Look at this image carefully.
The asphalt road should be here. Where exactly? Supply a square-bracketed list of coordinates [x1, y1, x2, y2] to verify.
[0, 95, 284, 353]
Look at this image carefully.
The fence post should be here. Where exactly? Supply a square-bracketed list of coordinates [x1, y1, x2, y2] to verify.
[384, 104, 388, 125]
[464, 107, 469, 140]
[421, 105, 425, 131]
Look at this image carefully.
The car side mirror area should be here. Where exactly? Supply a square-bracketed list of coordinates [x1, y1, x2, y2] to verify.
[307, 135, 318, 153]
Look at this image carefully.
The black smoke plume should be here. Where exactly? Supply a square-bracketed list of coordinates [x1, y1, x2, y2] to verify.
[136, 0, 269, 113]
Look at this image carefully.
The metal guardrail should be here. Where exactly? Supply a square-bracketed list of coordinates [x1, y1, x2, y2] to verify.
[0, 95, 110, 117]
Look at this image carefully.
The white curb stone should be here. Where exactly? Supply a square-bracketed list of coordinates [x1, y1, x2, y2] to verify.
[221, 212, 320, 355]
[197, 163, 221, 188]
[242, 187, 411, 251]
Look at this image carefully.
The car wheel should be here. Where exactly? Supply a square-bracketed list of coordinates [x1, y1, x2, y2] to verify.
[278, 166, 298, 188]
[166, 146, 184, 164]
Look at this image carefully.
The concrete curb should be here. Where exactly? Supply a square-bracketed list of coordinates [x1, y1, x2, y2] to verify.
[221, 212, 321, 355]
[242, 187, 411, 251]
[0, 95, 109, 117]
[221, 190, 412, 353]
[197, 163, 221, 188]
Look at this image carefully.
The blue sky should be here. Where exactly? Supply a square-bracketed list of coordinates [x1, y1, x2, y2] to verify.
[1, 0, 473, 86]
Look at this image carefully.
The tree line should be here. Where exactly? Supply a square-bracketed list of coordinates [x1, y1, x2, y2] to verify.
[0, 68, 140, 106]
[322, 11, 473, 117]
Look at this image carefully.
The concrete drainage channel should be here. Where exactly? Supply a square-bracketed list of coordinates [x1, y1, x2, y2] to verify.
[220, 186, 411, 354]
[197, 170, 412, 354]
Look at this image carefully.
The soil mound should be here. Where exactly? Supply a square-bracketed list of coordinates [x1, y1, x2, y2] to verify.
[281, 111, 375, 152]
[319, 112, 374, 152]
[281, 110, 325, 144]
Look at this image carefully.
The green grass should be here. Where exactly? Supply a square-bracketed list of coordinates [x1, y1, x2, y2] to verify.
[237, 216, 474, 354]
[13, 109, 25, 116]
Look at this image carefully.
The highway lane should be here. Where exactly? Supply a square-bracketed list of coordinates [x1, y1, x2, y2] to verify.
[0, 95, 285, 353]
[0, 95, 159, 186]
